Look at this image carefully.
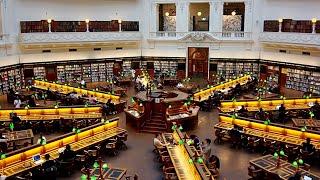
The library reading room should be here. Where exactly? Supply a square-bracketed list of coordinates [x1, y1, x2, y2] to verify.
[0, 0, 319, 180]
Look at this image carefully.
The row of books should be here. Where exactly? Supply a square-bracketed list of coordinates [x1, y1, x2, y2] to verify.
[0, 68, 25, 94]
[21, 20, 139, 33]
[217, 62, 259, 79]
[285, 68, 320, 93]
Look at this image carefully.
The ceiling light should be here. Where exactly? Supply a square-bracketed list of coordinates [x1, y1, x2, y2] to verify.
[231, 11, 236, 16]
[197, 12, 202, 17]
[85, 19, 90, 23]
[278, 18, 283, 23]
[47, 19, 52, 23]
[202, 17, 206, 21]
[165, 12, 169, 17]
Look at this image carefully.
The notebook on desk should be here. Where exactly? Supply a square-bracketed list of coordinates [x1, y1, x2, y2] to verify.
[304, 175, 312, 180]
[32, 154, 44, 165]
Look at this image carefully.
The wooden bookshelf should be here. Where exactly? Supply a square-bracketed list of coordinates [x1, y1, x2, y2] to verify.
[264, 19, 313, 33]
[51, 21, 86, 32]
[20, 20, 49, 33]
[122, 21, 139, 31]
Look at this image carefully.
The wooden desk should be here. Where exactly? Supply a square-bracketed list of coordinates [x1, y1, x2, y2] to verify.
[4, 129, 34, 146]
[292, 119, 320, 129]
[33, 80, 121, 104]
[193, 75, 251, 102]
[162, 129, 211, 180]
[166, 106, 200, 130]
[0, 120, 127, 177]
[125, 109, 145, 129]
[87, 167, 127, 179]
[249, 155, 320, 180]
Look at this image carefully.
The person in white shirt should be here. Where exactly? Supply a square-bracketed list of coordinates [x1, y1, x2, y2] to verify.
[153, 134, 169, 149]
[177, 82, 184, 88]
[13, 97, 21, 108]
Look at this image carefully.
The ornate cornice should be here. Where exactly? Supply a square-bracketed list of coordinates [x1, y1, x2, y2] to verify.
[179, 32, 219, 42]
[19, 32, 142, 44]
[259, 32, 320, 46]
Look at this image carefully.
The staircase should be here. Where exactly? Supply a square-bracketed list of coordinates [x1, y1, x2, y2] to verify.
[140, 112, 167, 134]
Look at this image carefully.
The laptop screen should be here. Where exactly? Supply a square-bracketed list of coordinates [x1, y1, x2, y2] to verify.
[33, 154, 41, 162]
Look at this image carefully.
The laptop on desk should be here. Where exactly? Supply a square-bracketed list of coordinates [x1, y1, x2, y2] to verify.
[32, 154, 44, 165]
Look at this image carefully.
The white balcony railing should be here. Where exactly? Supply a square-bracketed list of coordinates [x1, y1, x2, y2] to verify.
[149, 31, 252, 41]
[259, 32, 320, 46]
[19, 32, 142, 44]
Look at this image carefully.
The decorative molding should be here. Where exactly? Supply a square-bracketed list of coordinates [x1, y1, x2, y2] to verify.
[259, 32, 320, 46]
[19, 32, 142, 44]
[179, 32, 219, 42]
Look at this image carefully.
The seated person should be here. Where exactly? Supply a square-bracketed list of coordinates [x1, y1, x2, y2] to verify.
[58, 145, 75, 162]
[278, 104, 286, 122]
[28, 95, 37, 107]
[176, 82, 184, 88]
[88, 95, 97, 104]
[206, 155, 220, 177]
[11, 113, 21, 125]
[41, 154, 57, 180]
[189, 134, 201, 150]
[201, 139, 212, 160]
[255, 108, 266, 120]
[107, 99, 116, 114]
[238, 105, 248, 116]
[153, 134, 169, 149]
[301, 138, 315, 154]
[0, 133, 8, 152]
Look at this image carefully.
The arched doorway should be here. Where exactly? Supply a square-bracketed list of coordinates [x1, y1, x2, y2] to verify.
[188, 47, 209, 79]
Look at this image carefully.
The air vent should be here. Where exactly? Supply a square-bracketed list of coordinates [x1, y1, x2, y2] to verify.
[42, 50, 51, 53]
[302, 52, 310, 56]
[279, 50, 286, 53]
[69, 49, 77, 52]
[116, 47, 123, 50]
[94, 48, 102, 51]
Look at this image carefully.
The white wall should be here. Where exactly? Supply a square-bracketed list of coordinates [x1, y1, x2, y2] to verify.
[0, 0, 318, 68]
[262, 0, 319, 20]
[10, 0, 143, 34]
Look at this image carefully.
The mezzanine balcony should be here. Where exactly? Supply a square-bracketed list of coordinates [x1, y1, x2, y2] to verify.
[149, 31, 252, 42]
[259, 32, 320, 46]
[19, 32, 142, 44]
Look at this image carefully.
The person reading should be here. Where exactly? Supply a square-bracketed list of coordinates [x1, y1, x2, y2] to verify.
[153, 134, 169, 149]
[59, 144, 75, 162]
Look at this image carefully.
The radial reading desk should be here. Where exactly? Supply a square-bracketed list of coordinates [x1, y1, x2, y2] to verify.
[33, 80, 123, 104]
[193, 75, 251, 102]
[0, 118, 126, 177]
[0, 106, 102, 122]
[215, 115, 320, 150]
[219, 98, 320, 113]
[162, 129, 212, 180]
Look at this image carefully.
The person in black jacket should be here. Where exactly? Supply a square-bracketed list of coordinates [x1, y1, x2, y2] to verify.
[59, 145, 75, 162]
[41, 154, 57, 180]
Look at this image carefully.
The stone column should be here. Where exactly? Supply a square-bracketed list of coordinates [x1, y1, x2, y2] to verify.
[176, 2, 189, 33]
[150, 2, 159, 33]
[211, 0, 223, 33]
[244, 0, 253, 33]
